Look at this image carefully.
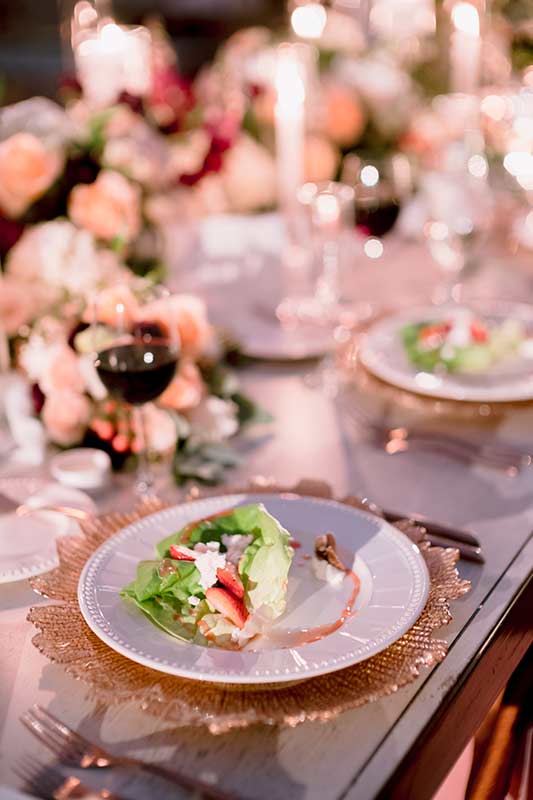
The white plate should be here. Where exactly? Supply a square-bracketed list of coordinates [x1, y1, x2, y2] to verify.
[359, 301, 533, 403]
[78, 493, 429, 684]
[0, 478, 96, 584]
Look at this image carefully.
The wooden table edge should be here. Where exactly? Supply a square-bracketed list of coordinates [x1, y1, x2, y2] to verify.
[374, 566, 533, 799]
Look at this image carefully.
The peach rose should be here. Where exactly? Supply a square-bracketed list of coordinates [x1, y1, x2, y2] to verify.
[221, 134, 277, 214]
[304, 134, 340, 183]
[252, 88, 276, 126]
[140, 293, 212, 357]
[42, 389, 91, 446]
[40, 344, 83, 395]
[323, 83, 366, 147]
[69, 170, 141, 242]
[0, 276, 47, 335]
[0, 132, 63, 218]
[159, 360, 204, 411]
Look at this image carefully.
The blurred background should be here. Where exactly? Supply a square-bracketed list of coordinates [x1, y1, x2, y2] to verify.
[0, 0, 286, 102]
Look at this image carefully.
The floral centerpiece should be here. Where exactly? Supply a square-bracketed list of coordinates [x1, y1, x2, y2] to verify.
[0, 25, 270, 484]
[7, 278, 268, 484]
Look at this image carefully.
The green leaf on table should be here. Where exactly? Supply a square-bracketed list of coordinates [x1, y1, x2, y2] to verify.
[202, 362, 240, 398]
[172, 440, 242, 486]
[232, 392, 273, 428]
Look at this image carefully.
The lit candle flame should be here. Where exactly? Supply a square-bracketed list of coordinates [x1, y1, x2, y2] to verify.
[291, 3, 327, 40]
[451, 2, 480, 37]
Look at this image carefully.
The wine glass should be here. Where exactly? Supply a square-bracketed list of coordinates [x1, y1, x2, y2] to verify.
[342, 153, 413, 240]
[277, 180, 356, 328]
[92, 282, 180, 496]
[421, 143, 493, 305]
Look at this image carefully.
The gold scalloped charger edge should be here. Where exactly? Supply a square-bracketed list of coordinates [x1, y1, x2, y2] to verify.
[27, 482, 470, 733]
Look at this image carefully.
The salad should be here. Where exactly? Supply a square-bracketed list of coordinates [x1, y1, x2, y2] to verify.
[401, 311, 525, 374]
[121, 503, 294, 650]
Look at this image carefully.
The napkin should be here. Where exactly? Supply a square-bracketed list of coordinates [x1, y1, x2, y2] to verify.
[3, 375, 47, 465]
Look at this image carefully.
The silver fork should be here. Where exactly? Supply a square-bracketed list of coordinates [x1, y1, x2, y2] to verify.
[14, 755, 124, 799]
[21, 705, 236, 800]
[343, 402, 531, 472]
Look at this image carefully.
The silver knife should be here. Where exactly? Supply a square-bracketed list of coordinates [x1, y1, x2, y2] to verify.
[381, 509, 480, 546]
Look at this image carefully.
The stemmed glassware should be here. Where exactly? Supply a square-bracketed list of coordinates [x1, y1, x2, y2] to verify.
[342, 154, 411, 241]
[277, 180, 355, 328]
[421, 144, 493, 305]
[91, 282, 180, 496]
[280, 181, 356, 393]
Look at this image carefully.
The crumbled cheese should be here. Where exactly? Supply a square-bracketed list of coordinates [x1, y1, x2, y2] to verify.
[312, 556, 345, 586]
[188, 596, 200, 607]
[194, 549, 226, 590]
[194, 540, 220, 553]
[440, 343, 456, 361]
[221, 534, 253, 565]
[447, 312, 473, 348]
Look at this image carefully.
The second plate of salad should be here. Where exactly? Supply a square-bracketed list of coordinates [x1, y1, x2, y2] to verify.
[359, 301, 533, 403]
[78, 493, 429, 684]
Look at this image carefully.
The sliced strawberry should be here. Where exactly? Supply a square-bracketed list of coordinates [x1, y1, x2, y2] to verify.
[169, 544, 197, 561]
[470, 320, 488, 343]
[216, 563, 244, 599]
[289, 538, 301, 549]
[206, 586, 249, 629]
[418, 322, 450, 342]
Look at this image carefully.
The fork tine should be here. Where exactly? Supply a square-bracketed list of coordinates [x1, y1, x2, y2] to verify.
[21, 710, 83, 763]
[345, 399, 530, 465]
[33, 705, 91, 750]
[13, 755, 61, 799]
[345, 404, 524, 470]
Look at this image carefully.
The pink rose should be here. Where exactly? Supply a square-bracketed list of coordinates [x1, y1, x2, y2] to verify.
[5, 220, 127, 300]
[322, 83, 366, 147]
[0, 132, 63, 218]
[159, 360, 204, 411]
[40, 345, 83, 395]
[0, 276, 47, 335]
[69, 170, 141, 242]
[220, 134, 277, 214]
[42, 389, 91, 446]
[140, 294, 212, 357]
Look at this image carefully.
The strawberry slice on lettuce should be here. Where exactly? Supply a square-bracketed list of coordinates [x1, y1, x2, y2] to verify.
[121, 503, 294, 648]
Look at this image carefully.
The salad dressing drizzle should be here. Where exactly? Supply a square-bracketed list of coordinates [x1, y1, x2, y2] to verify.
[251, 569, 360, 650]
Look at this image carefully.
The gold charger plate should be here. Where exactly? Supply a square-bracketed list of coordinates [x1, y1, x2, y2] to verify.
[28, 479, 470, 733]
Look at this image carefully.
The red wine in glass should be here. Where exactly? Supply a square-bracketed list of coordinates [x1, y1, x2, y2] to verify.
[355, 195, 400, 237]
[95, 341, 177, 405]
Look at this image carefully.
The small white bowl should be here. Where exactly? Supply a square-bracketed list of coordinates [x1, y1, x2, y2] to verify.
[50, 448, 111, 490]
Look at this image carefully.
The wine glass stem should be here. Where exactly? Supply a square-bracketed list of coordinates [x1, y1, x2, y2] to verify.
[133, 405, 153, 497]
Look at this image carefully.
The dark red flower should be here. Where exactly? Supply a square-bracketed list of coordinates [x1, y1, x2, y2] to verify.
[148, 66, 195, 133]
[31, 384, 45, 415]
[117, 91, 144, 115]
[178, 114, 239, 186]
[0, 214, 25, 260]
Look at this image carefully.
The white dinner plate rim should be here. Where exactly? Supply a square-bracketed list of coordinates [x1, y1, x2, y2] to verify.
[78, 493, 430, 684]
[0, 477, 86, 584]
[359, 301, 533, 403]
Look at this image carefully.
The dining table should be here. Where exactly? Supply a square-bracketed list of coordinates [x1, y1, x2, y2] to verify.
[0, 227, 532, 800]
